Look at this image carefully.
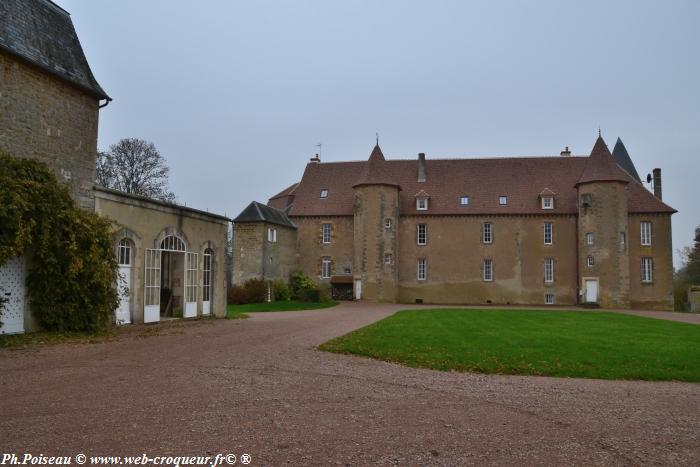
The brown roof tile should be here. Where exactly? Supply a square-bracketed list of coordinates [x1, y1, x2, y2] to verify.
[270, 140, 676, 217]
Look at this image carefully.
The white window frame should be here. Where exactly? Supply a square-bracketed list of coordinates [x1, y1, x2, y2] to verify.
[587, 256, 594, 268]
[460, 196, 470, 206]
[483, 223, 492, 244]
[620, 232, 626, 246]
[641, 257, 653, 283]
[586, 232, 594, 246]
[544, 222, 553, 245]
[542, 196, 554, 210]
[499, 196, 508, 205]
[417, 198, 428, 211]
[384, 253, 393, 265]
[384, 218, 392, 230]
[267, 228, 277, 243]
[641, 221, 652, 246]
[417, 223, 427, 245]
[118, 238, 131, 266]
[321, 257, 331, 279]
[320, 189, 329, 199]
[322, 223, 331, 244]
[483, 259, 493, 282]
[545, 293, 555, 305]
[417, 258, 427, 280]
[544, 258, 554, 283]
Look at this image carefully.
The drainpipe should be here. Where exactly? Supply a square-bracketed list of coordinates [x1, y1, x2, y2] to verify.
[99, 97, 112, 109]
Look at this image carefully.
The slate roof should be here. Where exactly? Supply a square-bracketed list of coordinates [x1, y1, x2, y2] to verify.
[0, 0, 110, 100]
[269, 138, 675, 216]
[234, 201, 297, 229]
[612, 138, 642, 183]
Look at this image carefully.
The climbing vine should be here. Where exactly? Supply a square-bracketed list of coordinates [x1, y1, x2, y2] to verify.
[0, 152, 119, 331]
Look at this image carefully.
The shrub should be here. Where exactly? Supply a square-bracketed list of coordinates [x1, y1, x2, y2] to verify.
[272, 280, 290, 301]
[298, 288, 321, 302]
[318, 282, 332, 302]
[290, 270, 316, 299]
[0, 152, 119, 332]
[243, 278, 268, 303]
[227, 285, 249, 305]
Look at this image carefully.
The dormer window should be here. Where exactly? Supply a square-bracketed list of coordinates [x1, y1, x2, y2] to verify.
[499, 196, 508, 205]
[460, 196, 470, 206]
[417, 198, 428, 211]
[319, 189, 328, 199]
[542, 196, 554, 210]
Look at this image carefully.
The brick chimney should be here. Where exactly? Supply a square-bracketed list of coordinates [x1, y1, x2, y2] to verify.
[417, 153, 426, 182]
[309, 153, 320, 163]
[560, 146, 572, 157]
[652, 168, 662, 200]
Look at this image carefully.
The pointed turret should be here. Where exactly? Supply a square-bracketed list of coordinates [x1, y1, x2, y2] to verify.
[611, 138, 642, 183]
[577, 136, 630, 186]
[353, 144, 401, 189]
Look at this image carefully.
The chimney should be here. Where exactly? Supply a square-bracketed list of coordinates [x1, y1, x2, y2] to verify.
[652, 168, 662, 200]
[560, 146, 571, 157]
[310, 153, 320, 163]
[417, 153, 426, 182]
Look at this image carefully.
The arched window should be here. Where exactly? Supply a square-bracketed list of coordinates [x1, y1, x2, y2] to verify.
[160, 235, 186, 252]
[118, 239, 132, 266]
[203, 248, 213, 303]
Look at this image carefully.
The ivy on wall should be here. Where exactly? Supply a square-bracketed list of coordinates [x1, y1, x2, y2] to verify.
[0, 152, 119, 331]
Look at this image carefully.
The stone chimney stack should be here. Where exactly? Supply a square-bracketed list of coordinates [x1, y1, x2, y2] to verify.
[560, 146, 572, 157]
[417, 153, 426, 182]
[309, 154, 320, 163]
[653, 168, 662, 200]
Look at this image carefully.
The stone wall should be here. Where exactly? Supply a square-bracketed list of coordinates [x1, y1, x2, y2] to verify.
[95, 189, 229, 323]
[293, 216, 354, 282]
[628, 213, 674, 310]
[397, 215, 578, 305]
[233, 222, 297, 284]
[0, 51, 100, 211]
[261, 223, 297, 283]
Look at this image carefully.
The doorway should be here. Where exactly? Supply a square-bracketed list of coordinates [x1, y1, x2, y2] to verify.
[584, 279, 598, 303]
[0, 257, 26, 334]
[116, 239, 132, 324]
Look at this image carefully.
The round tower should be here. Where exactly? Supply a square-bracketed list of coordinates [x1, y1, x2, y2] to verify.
[352, 144, 400, 302]
[576, 136, 630, 308]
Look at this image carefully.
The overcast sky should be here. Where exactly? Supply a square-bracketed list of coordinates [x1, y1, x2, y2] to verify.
[57, 0, 699, 267]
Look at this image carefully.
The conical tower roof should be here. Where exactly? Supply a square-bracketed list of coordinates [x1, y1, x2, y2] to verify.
[611, 138, 642, 183]
[353, 144, 401, 189]
[577, 136, 631, 186]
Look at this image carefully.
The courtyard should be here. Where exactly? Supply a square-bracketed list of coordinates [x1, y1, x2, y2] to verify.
[1, 303, 699, 465]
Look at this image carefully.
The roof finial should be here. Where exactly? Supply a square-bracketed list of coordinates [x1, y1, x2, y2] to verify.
[598, 126, 601, 138]
[376, 132, 379, 146]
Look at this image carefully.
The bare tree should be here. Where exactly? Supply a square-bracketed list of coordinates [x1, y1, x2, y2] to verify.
[96, 138, 175, 202]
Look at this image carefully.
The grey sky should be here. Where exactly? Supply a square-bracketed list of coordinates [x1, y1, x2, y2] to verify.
[57, 0, 699, 267]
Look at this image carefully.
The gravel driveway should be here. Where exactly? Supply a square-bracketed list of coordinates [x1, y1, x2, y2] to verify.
[1, 302, 699, 466]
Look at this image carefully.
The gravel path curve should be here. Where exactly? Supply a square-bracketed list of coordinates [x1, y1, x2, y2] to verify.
[1, 302, 699, 466]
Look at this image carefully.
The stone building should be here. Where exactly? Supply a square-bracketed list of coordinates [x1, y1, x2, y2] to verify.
[0, 0, 229, 333]
[235, 137, 676, 310]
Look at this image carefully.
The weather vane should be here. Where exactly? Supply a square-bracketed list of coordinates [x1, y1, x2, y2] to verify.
[314, 142, 322, 158]
[376, 132, 379, 145]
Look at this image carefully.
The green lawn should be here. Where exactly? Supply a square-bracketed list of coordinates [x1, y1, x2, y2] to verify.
[226, 300, 338, 319]
[319, 309, 700, 382]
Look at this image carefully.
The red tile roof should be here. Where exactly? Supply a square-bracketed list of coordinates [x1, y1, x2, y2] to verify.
[270, 139, 675, 217]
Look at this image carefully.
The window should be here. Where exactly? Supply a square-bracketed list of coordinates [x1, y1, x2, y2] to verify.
[499, 196, 508, 205]
[460, 196, 470, 206]
[483, 223, 492, 244]
[544, 258, 554, 283]
[320, 189, 329, 199]
[160, 235, 186, 251]
[544, 222, 553, 245]
[322, 223, 331, 244]
[267, 228, 277, 243]
[417, 198, 428, 211]
[542, 196, 554, 210]
[417, 223, 427, 245]
[384, 218, 392, 230]
[417, 258, 427, 280]
[586, 232, 594, 246]
[202, 249, 213, 302]
[641, 257, 653, 283]
[483, 259, 493, 282]
[587, 256, 594, 268]
[545, 294, 555, 305]
[384, 253, 393, 265]
[118, 239, 131, 266]
[641, 221, 652, 246]
[321, 257, 331, 279]
[620, 232, 626, 250]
